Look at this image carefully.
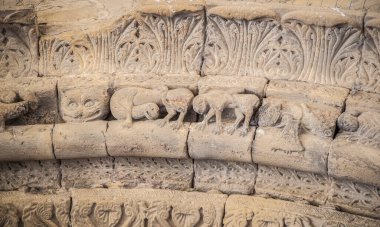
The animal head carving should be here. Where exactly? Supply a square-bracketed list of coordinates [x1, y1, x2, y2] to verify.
[192, 94, 208, 115]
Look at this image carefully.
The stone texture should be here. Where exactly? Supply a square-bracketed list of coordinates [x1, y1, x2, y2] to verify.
[203, 3, 363, 89]
[255, 165, 331, 205]
[71, 188, 227, 227]
[53, 121, 108, 159]
[0, 78, 58, 126]
[224, 195, 380, 227]
[194, 160, 257, 194]
[113, 157, 193, 190]
[0, 191, 70, 227]
[253, 80, 349, 174]
[0, 124, 54, 161]
[61, 157, 113, 189]
[188, 122, 255, 162]
[327, 179, 380, 219]
[329, 91, 380, 186]
[58, 76, 112, 123]
[0, 12, 38, 78]
[0, 160, 60, 191]
[107, 121, 189, 159]
[39, 3, 204, 76]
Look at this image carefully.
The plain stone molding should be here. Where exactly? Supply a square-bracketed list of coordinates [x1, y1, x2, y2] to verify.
[0, 124, 54, 161]
[328, 91, 380, 187]
[70, 188, 227, 227]
[252, 80, 349, 174]
[224, 195, 380, 227]
[53, 121, 108, 159]
[106, 121, 190, 159]
[188, 122, 255, 162]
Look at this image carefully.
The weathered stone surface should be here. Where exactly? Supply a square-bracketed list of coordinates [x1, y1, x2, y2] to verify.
[39, 3, 204, 76]
[255, 165, 331, 205]
[0, 78, 58, 126]
[253, 80, 349, 174]
[0, 20, 38, 78]
[224, 195, 380, 227]
[107, 121, 189, 159]
[71, 188, 227, 227]
[53, 121, 108, 159]
[0, 124, 54, 161]
[203, 3, 363, 89]
[61, 157, 113, 189]
[329, 91, 380, 186]
[0, 160, 60, 191]
[327, 179, 380, 219]
[0, 191, 70, 227]
[194, 160, 257, 194]
[188, 122, 254, 162]
[113, 157, 193, 190]
[356, 13, 380, 93]
[58, 77, 112, 123]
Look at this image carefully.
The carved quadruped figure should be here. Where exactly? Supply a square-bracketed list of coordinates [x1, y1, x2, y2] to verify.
[193, 89, 260, 136]
[110, 86, 194, 129]
[258, 101, 304, 152]
[0, 89, 38, 132]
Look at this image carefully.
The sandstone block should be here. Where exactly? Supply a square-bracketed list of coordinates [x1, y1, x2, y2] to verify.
[0, 124, 54, 161]
[327, 179, 380, 219]
[71, 188, 227, 227]
[224, 195, 380, 227]
[106, 121, 189, 159]
[0, 77, 58, 125]
[61, 157, 113, 189]
[328, 92, 380, 186]
[0, 191, 70, 227]
[53, 121, 108, 159]
[113, 157, 193, 190]
[188, 122, 254, 162]
[255, 165, 331, 205]
[194, 160, 257, 194]
[57, 76, 112, 123]
[0, 160, 60, 191]
[253, 80, 348, 174]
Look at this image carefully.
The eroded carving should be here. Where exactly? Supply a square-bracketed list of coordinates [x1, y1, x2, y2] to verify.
[111, 86, 194, 129]
[0, 89, 38, 132]
[193, 89, 260, 136]
[0, 204, 18, 227]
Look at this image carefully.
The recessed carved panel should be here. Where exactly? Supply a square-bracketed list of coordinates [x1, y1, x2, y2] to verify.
[71, 188, 227, 227]
[224, 195, 380, 227]
[113, 157, 193, 190]
[0, 23, 38, 78]
[194, 160, 257, 194]
[39, 4, 204, 76]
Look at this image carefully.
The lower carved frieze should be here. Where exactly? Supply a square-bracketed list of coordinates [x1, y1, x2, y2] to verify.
[0, 191, 70, 227]
[194, 160, 257, 194]
[224, 195, 380, 227]
[70, 188, 227, 227]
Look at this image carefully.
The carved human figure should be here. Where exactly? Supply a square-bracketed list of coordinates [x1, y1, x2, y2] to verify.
[192, 89, 260, 136]
[110, 86, 194, 129]
[59, 87, 110, 123]
[0, 89, 38, 132]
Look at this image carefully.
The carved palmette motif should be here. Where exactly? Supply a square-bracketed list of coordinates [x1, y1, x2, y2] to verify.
[40, 6, 204, 76]
[72, 200, 217, 227]
[0, 24, 37, 78]
[204, 10, 361, 88]
[0, 204, 19, 227]
[22, 202, 69, 227]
